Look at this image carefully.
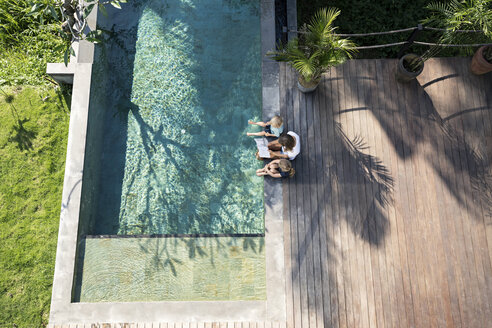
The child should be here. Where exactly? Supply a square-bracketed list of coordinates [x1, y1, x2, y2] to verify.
[247, 115, 284, 138]
[256, 159, 295, 178]
[267, 131, 300, 160]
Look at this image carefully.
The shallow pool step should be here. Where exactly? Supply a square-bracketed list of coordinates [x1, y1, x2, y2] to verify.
[48, 322, 287, 328]
[74, 236, 266, 302]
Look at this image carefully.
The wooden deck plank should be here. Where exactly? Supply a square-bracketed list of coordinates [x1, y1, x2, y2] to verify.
[382, 59, 416, 328]
[374, 59, 407, 328]
[280, 57, 492, 328]
[348, 59, 372, 328]
[404, 71, 441, 328]
[436, 58, 479, 328]
[444, 57, 487, 327]
[397, 67, 433, 328]
[408, 74, 443, 328]
[326, 65, 346, 328]
[292, 66, 311, 328]
[340, 61, 362, 328]
[415, 61, 454, 328]
[306, 84, 325, 328]
[455, 57, 492, 326]
[351, 59, 373, 328]
[288, 65, 303, 328]
[364, 59, 391, 328]
[363, 59, 385, 328]
[421, 59, 466, 328]
[371, 59, 398, 328]
[280, 63, 295, 328]
[298, 74, 318, 328]
[336, 62, 356, 328]
[353, 59, 379, 328]
[317, 65, 339, 328]
[313, 71, 332, 328]
[473, 65, 492, 320]
[446, 58, 484, 328]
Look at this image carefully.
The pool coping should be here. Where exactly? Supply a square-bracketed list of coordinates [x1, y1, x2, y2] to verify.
[48, 0, 285, 324]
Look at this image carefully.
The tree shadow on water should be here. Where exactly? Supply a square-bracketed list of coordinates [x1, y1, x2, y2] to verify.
[135, 235, 264, 277]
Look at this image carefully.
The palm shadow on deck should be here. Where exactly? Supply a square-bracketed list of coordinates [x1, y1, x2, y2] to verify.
[368, 58, 492, 221]
[281, 58, 492, 328]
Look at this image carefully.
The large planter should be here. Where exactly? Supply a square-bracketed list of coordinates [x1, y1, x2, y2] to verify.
[297, 75, 320, 93]
[471, 46, 492, 75]
[396, 54, 424, 83]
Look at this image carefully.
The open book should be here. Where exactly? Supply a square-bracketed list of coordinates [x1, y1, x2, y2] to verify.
[255, 138, 270, 158]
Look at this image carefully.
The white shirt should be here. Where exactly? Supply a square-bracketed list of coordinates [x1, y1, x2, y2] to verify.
[282, 131, 300, 160]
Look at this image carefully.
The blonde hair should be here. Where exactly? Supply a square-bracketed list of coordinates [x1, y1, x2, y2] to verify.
[279, 159, 295, 178]
[271, 115, 283, 128]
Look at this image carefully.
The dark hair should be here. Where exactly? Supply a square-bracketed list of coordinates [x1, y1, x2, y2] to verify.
[278, 134, 295, 151]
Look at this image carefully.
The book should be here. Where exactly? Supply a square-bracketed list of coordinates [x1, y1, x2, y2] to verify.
[255, 138, 270, 158]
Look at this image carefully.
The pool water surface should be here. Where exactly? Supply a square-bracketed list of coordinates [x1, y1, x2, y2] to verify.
[74, 0, 266, 302]
[82, 0, 264, 236]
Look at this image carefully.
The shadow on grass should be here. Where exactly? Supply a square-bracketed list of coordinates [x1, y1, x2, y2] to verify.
[1, 90, 37, 151]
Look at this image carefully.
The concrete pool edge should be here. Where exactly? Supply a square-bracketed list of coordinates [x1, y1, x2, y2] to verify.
[48, 0, 286, 324]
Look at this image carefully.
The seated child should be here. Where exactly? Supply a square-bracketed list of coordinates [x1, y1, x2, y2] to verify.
[256, 159, 295, 178]
[247, 115, 284, 138]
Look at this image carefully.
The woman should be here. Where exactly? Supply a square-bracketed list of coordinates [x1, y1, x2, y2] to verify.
[267, 131, 300, 160]
[256, 159, 295, 178]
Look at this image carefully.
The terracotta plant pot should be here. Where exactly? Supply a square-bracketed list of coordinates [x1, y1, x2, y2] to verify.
[396, 54, 424, 83]
[470, 46, 492, 75]
[297, 75, 320, 93]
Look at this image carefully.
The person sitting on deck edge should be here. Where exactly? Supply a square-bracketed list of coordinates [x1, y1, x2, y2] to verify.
[247, 115, 284, 138]
[256, 159, 295, 178]
[267, 131, 300, 160]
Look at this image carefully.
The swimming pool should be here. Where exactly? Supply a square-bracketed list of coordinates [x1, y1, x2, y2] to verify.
[74, 0, 265, 302]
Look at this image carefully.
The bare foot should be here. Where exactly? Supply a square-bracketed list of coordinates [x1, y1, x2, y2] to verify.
[247, 132, 253, 136]
[248, 120, 255, 125]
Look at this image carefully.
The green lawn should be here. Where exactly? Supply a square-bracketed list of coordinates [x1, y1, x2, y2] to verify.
[0, 86, 69, 327]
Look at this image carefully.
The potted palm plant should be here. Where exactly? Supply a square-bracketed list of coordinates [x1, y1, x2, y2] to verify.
[396, 45, 440, 82]
[424, 0, 492, 75]
[268, 8, 356, 93]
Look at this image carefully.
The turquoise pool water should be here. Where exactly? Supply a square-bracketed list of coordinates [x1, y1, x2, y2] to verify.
[80, 0, 264, 236]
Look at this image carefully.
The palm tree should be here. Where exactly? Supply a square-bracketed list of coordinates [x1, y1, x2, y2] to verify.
[424, 0, 492, 65]
[268, 8, 356, 91]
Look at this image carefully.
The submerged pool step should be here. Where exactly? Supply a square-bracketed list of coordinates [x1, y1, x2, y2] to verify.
[74, 236, 266, 302]
[85, 233, 265, 239]
[48, 322, 287, 328]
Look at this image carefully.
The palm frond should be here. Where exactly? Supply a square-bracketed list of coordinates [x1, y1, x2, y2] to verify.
[423, 0, 492, 47]
[268, 7, 357, 81]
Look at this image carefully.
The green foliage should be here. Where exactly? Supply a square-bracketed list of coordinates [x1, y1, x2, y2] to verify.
[0, 0, 65, 86]
[269, 8, 356, 83]
[0, 0, 59, 46]
[297, 0, 451, 58]
[0, 86, 69, 327]
[423, 0, 492, 57]
[0, 26, 65, 86]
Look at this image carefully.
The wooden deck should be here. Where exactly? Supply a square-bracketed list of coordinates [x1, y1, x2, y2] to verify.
[280, 58, 492, 328]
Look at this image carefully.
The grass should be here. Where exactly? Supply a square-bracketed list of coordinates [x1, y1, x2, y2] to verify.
[297, 0, 459, 58]
[0, 85, 70, 327]
[0, 27, 65, 86]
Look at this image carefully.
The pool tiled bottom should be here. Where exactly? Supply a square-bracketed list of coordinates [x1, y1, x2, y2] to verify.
[73, 236, 266, 302]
